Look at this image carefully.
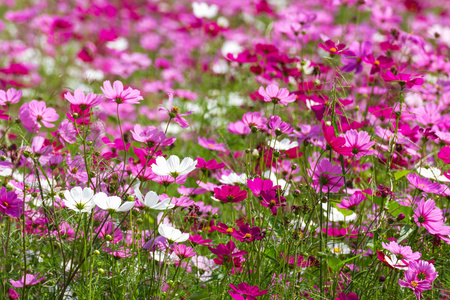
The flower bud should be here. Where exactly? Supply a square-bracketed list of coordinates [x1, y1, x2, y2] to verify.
[273, 150, 281, 157]
[252, 149, 259, 158]
[94, 250, 100, 256]
[291, 163, 298, 170]
[396, 213, 405, 221]
[98, 268, 105, 274]
[293, 189, 301, 198]
[379, 275, 386, 282]
[387, 217, 395, 224]
[105, 234, 113, 241]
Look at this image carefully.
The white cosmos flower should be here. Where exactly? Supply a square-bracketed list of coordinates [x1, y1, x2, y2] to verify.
[218, 172, 247, 185]
[151, 155, 197, 178]
[192, 2, 218, 19]
[322, 203, 357, 222]
[416, 166, 450, 182]
[158, 224, 189, 243]
[384, 254, 409, 270]
[327, 242, 352, 255]
[63, 187, 96, 213]
[267, 138, 298, 151]
[150, 250, 179, 263]
[93, 192, 135, 212]
[135, 187, 175, 210]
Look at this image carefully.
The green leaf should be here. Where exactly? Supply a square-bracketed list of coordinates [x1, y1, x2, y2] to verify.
[388, 201, 412, 219]
[335, 207, 355, 216]
[398, 226, 414, 243]
[327, 256, 341, 272]
[394, 170, 411, 180]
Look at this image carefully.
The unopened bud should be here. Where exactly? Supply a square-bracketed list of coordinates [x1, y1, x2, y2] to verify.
[397, 213, 405, 221]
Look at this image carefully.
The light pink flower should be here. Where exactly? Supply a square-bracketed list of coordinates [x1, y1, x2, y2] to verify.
[64, 89, 103, 110]
[258, 84, 296, 106]
[198, 137, 226, 152]
[0, 88, 22, 105]
[10, 273, 45, 288]
[19, 100, 59, 133]
[343, 129, 375, 158]
[413, 198, 443, 234]
[101, 80, 143, 104]
[159, 93, 193, 129]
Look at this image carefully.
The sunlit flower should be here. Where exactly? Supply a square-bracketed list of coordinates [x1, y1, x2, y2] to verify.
[63, 187, 96, 213]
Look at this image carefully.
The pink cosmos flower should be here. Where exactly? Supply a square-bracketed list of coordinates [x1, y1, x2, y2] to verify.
[196, 158, 225, 170]
[172, 244, 196, 259]
[343, 129, 375, 158]
[101, 80, 143, 104]
[247, 178, 273, 197]
[130, 124, 175, 146]
[19, 100, 59, 132]
[399, 260, 437, 300]
[0, 88, 22, 105]
[310, 158, 344, 193]
[362, 54, 394, 74]
[228, 282, 268, 300]
[321, 121, 352, 156]
[214, 185, 247, 203]
[414, 198, 443, 234]
[242, 112, 267, 131]
[55, 119, 77, 146]
[382, 241, 421, 261]
[232, 224, 264, 242]
[189, 235, 212, 245]
[335, 292, 359, 300]
[406, 174, 443, 195]
[268, 115, 294, 136]
[198, 137, 226, 152]
[159, 93, 193, 129]
[318, 40, 346, 55]
[64, 89, 103, 110]
[228, 120, 251, 135]
[438, 146, 450, 164]
[337, 192, 366, 209]
[0, 187, 22, 218]
[258, 84, 296, 106]
[381, 71, 424, 89]
[9, 288, 20, 299]
[10, 273, 45, 288]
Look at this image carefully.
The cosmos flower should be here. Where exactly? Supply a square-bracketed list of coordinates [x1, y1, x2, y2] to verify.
[228, 282, 268, 300]
[310, 158, 345, 193]
[0, 187, 22, 218]
[0, 88, 22, 106]
[413, 198, 444, 234]
[213, 185, 247, 203]
[134, 188, 175, 210]
[10, 273, 45, 288]
[63, 187, 96, 213]
[398, 260, 437, 300]
[343, 129, 375, 158]
[151, 155, 197, 178]
[158, 224, 189, 243]
[101, 80, 143, 104]
[19, 100, 59, 133]
[198, 137, 227, 152]
[64, 89, 103, 110]
[93, 192, 135, 212]
[267, 138, 298, 151]
[258, 84, 296, 106]
[159, 93, 193, 129]
[130, 124, 175, 146]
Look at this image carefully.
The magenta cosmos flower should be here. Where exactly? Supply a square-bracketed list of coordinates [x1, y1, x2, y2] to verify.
[321, 121, 352, 156]
[335, 292, 359, 300]
[19, 100, 59, 133]
[310, 158, 345, 193]
[382, 241, 421, 261]
[101, 80, 143, 104]
[258, 84, 296, 106]
[228, 282, 268, 300]
[159, 93, 193, 129]
[247, 178, 273, 197]
[318, 39, 346, 55]
[171, 244, 196, 259]
[337, 192, 366, 209]
[214, 185, 247, 203]
[64, 89, 103, 110]
[196, 157, 225, 170]
[232, 224, 264, 242]
[0, 187, 22, 218]
[381, 71, 424, 89]
[0, 88, 22, 106]
[198, 137, 226, 152]
[438, 146, 450, 164]
[260, 189, 285, 215]
[414, 198, 444, 234]
[10, 273, 45, 288]
[343, 129, 375, 158]
[406, 173, 443, 194]
[399, 260, 437, 300]
[130, 124, 175, 146]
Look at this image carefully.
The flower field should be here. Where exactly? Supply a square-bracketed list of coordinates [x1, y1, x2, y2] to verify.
[1, 0, 450, 299]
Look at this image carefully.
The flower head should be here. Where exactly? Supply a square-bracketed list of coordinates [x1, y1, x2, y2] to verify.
[0, 88, 22, 106]
[258, 84, 296, 105]
[64, 89, 103, 110]
[93, 192, 135, 212]
[159, 93, 193, 128]
[151, 155, 197, 178]
[101, 80, 143, 104]
[413, 198, 443, 234]
[19, 100, 59, 133]
[63, 187, 96, 213]
[214, 185, 247, 203]
[158, 223, 189, 243]
[0, 187, 22, 218]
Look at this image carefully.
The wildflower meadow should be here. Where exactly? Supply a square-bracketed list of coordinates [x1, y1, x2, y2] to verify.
[1, 0, 450, 299]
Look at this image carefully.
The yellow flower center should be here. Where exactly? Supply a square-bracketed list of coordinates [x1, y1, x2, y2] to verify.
[244, 233, 252, 239]
[329, 47, 337, 53]
[374, 60, 380, 65]
[411, 281, 418, 288]
[226, 228, 233, 233]
[333, 247, 341, 253]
